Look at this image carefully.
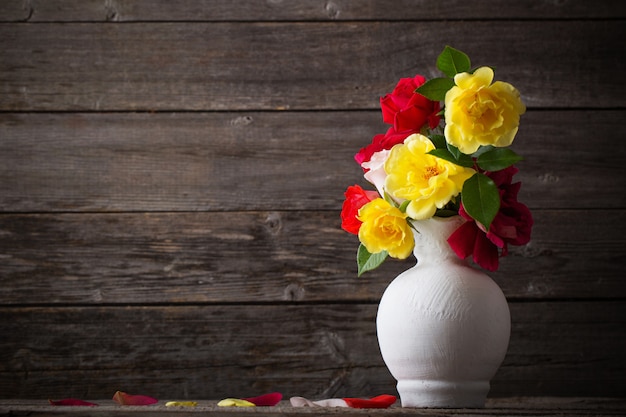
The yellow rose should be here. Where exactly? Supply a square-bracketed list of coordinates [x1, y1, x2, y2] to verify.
[357, 198, 414, 259]
[444, 66, 526, 154]
[384, 134, 475, 220]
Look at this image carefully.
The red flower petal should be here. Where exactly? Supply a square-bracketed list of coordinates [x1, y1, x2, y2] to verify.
[49, 398, 98, 406]
[450, 166, 533, 271]
[112, 391, 158, 405]
[380, 75, 440, 132]
[354, 128, 412, 166]
[343, 394, 396, 409]
[473, 229, 500, 271]
[340, 185, 379, 234]
[243, 392, 283, 406]
[448, 218, 500, 271]
[447, 220, 478, 259]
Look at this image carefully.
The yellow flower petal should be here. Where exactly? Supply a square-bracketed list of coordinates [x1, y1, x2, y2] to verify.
[384, 134, 474, 220]
[357, 198, 413, 259]
[217, 398, 256, 407]
[444, 67, 525, 154]
[165, 401, 198, 407]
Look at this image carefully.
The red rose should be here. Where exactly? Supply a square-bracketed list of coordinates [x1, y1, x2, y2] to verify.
[354, 127, 411, 168]
[447, 166, 533, 271]
[354, 75, 441, 167]
[447, 218, 500, 271]
[486, 167, 533, 251]
[340, 185, 379, 234]
[380, 75, 441, 133]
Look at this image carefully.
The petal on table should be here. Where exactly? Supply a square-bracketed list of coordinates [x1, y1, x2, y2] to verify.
[112, 391, 158, 405]
[217, 398, 256, 407]
[243, 392, 282, 406]
[343, 394, 397, 408]
[165, 401, 198, 407]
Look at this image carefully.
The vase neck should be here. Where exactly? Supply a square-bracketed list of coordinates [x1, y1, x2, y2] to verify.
[410, 217, 465, 265]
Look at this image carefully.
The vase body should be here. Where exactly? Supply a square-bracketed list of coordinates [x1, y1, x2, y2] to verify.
[376, 216, 510, 408]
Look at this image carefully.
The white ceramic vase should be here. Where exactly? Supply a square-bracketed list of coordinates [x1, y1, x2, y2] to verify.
[376, 216, 510, 408]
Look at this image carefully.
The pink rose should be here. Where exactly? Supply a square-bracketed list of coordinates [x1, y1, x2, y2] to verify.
[340, 185, 380, 235]
[380, 75, 441, 133]
[362, 149, 391, 197]
[447, 166, 533, 271]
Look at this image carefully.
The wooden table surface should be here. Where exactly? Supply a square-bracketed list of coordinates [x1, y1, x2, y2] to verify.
[1, 397, 624, 416]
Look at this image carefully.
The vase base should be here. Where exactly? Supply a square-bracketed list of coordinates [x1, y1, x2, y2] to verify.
[397, 379, 489, 408]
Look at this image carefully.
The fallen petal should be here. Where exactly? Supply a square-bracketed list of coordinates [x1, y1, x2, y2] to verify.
[165, 401, 198, 407]
[343, 394, 397, 409]
[289, 396, 347, 407]
[112, 391, 158, 405]
[49, 399, 98, 406]
[290, 397, 317, 407]
[243, 392, 282, 406]
[217, 398, 256, 407]
[312, 398, 348, 407]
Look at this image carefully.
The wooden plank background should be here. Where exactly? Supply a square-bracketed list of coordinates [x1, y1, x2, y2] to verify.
[1, 0, 625, 401]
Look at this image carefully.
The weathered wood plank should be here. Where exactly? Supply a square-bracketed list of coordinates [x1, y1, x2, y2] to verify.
[1, 302, 624, 399]
[1, 22, 624, 111]
[512, 110, 626, 211]
[1, 0, 624, 22]
[501, 302, 626, 398]
[0, 210, 624, 304]
[0, 111, 383, 212]
[1, 111, 624, 212]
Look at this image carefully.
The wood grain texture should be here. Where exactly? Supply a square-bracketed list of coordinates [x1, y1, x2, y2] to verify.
[1, 0, 625, 22]
[1, 111, 624, 212]
[1, 302, 624, 399]
[0, 210, 625, 305]
[1, 21, 624, 111]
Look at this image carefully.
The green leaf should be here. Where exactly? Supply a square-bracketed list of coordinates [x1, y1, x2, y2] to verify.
[428, 148, 455, 163]
[398, 199, 411, 213]
[472, 145, 495, 157]
[435, 208, 458, 217]
[427, 149, 474, 168]
[382, 191, 395, 206]
[415, 77, 455, 101]
[456, 154, 475, 168]
[357, 244, 388, 276]
[477, 148, 523, 171]
[437, 46, 471, 78]
[461, 173, 501, 230]
[429, 134, 447, 149]
[447, 142, 462, 160]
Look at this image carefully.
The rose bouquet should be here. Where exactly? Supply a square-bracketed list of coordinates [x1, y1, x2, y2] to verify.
[341, 46, 533, 275]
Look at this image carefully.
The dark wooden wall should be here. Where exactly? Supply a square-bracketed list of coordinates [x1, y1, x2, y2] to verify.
[1, 0, 625, 400]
